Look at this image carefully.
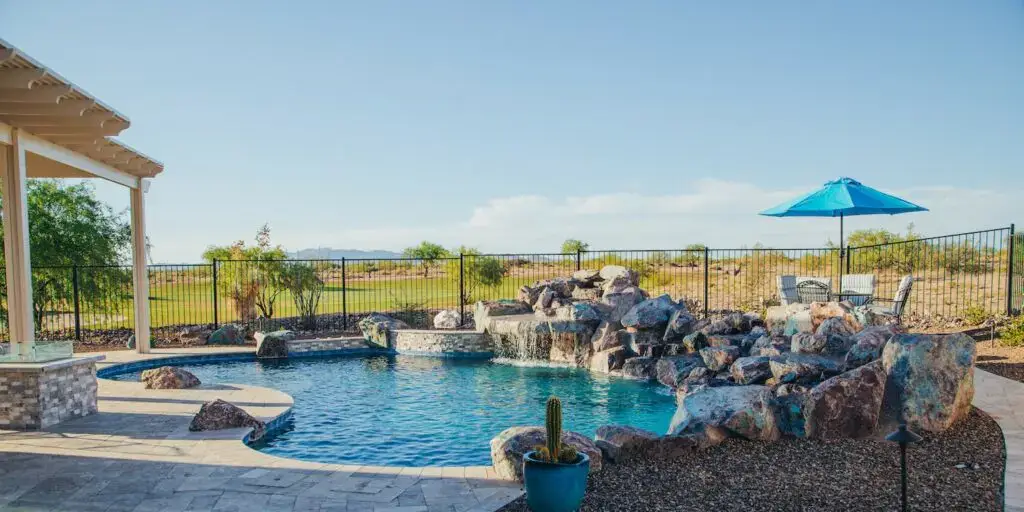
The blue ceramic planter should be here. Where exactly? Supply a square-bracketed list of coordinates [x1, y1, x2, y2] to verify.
[523, 451, 590, 512]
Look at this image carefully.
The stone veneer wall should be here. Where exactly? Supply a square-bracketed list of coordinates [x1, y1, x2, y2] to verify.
[0, 359, 98, 429]
[393, 330, 493, 354]
[287, 337, 369, 354]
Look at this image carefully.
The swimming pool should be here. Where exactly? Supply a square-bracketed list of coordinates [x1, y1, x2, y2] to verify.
[107, 354, 676, 466]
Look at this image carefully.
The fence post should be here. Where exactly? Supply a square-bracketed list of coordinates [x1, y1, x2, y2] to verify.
[72, 265, 81, 341]
[341, 257, 348, 330]
[575, 249, 582, 271]
[1009, 224, 1016, 317]
[212, 259, 219, 329]
[846, 246, 852, 274]
[459, 253, 466, 326]
[703, 247, 709, 318]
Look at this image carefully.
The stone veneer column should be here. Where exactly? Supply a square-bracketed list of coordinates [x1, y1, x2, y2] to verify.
[0, 359, 98, 429]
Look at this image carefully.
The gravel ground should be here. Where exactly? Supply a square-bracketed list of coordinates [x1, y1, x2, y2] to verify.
[976, 341, 1024, 383]
[498, 408, 1004, 512]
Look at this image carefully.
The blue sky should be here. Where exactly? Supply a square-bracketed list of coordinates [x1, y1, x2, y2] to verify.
[2, 1, 1022, 262]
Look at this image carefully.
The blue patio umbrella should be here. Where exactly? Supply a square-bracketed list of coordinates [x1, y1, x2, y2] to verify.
[759, 177, 927, 254]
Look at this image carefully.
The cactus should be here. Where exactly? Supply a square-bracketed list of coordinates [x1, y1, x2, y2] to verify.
[558, 445, 578, 464]
[545, 396, 562, 462]
[532, 445, 551, 462]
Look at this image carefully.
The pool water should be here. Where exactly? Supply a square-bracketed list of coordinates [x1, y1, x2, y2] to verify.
[109, 355, 676, 466]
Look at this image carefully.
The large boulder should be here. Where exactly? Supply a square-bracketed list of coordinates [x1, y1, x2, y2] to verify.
[669, 385, 779, 445]
[571, 287, 602, 301]
[769, 353, 842, 385]
[881, 333, 976, 432]
[765, 303, 810, 331]
[489, 315, 597, 365]
[572, 269, 602, 286]
[700, 346, 741, 372]
[555, 302, 603, 323]
[656, 354, 706, 388]
[549, 320, 598, 366]
[663, 308, 697, 342]
[730, 356, 771, 385]
[803, 361, 886, 440]
[682, 331, 709, 353]
[208, 324, 246, 345]
[620, 356, 659, 381]
[433, 309, 462, 329]
[473, 300, 531, 333]
[845, 326, 899, 369]
[595, 426, 696, 462]
[189, 399, 266, 440]
[600, 285, 647, 324]
[621, 295, 677, 330]
[590, 346, 630, 373]
[141, 366, 201, 389]
[599, 265, 639, 287]
[358, 313, 409, 349]
[810, 301, 862, 332]
[490, 426, 602, 481]
[534, 287, 556, 309]
[791, 332, 853, 357]
[254, 330, 295, 359]
[816, 316, 857, 338]
[590, 321, 626, 352]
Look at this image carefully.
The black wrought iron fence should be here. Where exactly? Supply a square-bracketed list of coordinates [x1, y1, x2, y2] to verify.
[0, 225, 1018, 342]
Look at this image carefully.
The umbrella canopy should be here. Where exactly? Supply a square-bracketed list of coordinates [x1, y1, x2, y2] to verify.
[760, 177, 927, 218]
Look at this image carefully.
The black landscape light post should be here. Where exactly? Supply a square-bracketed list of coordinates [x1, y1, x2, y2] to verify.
[885, 422, 923, 512]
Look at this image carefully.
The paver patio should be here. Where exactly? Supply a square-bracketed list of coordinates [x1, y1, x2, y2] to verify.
[0, 348, 522, 511]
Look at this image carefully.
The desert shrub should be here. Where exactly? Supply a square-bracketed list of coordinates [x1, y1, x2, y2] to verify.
[388, 294, 429, 327]
[963, 305, 991, 326]
[280, 263, 324, 330]
[999, 316, 1024, 347]
[446, 248, 507, 303]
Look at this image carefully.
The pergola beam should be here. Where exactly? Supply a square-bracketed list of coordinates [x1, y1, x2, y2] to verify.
[0, 85, 72, 103]
[6, 124, 140, 189]
[0, 69, 46, 89]
[0, 99, 96, 116]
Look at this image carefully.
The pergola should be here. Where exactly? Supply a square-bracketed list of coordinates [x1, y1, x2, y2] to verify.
[0, 38, 163, 358]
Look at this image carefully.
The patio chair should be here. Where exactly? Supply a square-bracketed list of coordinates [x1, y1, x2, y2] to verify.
[777, 275, 799, 305]
[865, 275, 914, 323]
[795, 276, 831, 303]
[839, 274, 877, 306]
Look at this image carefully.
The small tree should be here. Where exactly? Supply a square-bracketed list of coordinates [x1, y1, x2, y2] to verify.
[281, 262, 324, 330]
[202, 224, 288, 322]
[678, 244, 706, 267]
[561, 239, 589, 254]
[0, 180, 132, 330]
[446, 247, 506, 303]
[402, 241, 450, 278]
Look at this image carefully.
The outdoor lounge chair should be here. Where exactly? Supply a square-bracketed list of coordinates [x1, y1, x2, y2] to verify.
[794, 276, 831, 303]
[777, 275, 799, 305]
[839, 274, 877, 306]
[865, 275, 914, 323]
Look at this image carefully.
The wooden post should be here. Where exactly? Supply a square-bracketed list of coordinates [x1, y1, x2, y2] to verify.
[131, 181, 151, 353]
[1, 128, 35, 357]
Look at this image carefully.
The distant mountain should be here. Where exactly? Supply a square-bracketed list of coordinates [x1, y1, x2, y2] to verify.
[289, 248, 404, 260]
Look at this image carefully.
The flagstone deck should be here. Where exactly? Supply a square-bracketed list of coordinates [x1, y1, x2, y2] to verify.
[0, 348, 522, 511]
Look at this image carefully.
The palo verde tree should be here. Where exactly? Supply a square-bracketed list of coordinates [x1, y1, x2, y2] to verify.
[0, 180, 132, 330]
[202, 224, 288, 322]
[445, 246, 506, 303]
[279, 262, 324, 330]
[402, 241, 450, 278]
[561, 239, 589, 254]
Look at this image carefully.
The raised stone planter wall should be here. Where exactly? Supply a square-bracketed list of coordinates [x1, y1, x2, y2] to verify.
[286, 337, 369, 355]
[0, 357, 99, 429]
[393, 330, 493, 355]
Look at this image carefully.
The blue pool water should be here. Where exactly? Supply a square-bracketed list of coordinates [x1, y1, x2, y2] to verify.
[108, 355, 676, 466]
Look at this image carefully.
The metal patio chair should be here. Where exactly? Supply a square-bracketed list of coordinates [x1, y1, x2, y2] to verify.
[795, 276, 831, 303]
[777, 275, 800, 305]
[864, 275, 914, 323]
[839, 274, 877, 306]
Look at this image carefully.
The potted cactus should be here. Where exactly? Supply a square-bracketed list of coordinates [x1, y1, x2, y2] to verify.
[523, 396, 590, 512]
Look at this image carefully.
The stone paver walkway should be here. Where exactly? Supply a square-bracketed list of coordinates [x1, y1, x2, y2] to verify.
[0, 348, 521, 511]
[974, 368, 1024, 512]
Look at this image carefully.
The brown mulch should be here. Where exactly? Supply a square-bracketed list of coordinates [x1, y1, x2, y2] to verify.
[976, 341, 1024, 383]
[498, 408, 1004, 512]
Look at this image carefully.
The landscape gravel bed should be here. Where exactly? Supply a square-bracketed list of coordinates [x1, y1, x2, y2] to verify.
[498, 408, 1004, 512]
[976, 342, 1024, 383]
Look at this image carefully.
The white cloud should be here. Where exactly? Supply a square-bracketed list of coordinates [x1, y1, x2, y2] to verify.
[155, 179, 1020, 262]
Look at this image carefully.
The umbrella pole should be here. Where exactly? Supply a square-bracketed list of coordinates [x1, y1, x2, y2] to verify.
[839, 213, 844, 298]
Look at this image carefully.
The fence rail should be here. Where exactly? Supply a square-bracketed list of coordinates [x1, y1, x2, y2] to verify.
[1, 226, 1020, 343]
